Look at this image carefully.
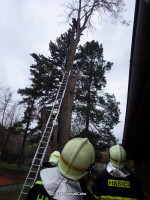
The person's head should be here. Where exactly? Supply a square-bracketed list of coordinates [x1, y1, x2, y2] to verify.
[58, 138, 95, 181]
[109, 144, 127, 169]
[42, 151, 60, 168]
[49, 151, 60, 165]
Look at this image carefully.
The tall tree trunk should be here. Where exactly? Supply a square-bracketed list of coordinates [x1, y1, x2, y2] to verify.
[57, 23, 82, 151]
[57, 75, 76, 151]
[85, 80, 91, 132]
[18, 102, 34, 167]
[85, 108, 90, 133]
[17, 117, 30, 167]
[1, 131, 10, 157]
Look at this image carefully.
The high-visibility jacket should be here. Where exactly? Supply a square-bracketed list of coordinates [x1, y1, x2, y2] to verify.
[92, 169, 144, 200]
[26, 181, 50, 200]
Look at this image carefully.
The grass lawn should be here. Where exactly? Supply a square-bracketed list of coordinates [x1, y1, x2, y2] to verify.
[0, 190, 27, 200]
[0, 162, 29, 172]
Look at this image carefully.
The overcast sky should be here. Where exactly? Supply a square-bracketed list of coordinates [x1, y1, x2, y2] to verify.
[0, 0, 136, 142]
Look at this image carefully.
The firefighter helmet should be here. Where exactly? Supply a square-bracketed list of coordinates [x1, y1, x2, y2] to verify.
[49, 151, 60, 164]
[110, 144, 127, 168]
[58, 138, 95, 181]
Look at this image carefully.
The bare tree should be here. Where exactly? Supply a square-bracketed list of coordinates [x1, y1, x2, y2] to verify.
[5, 102, 21, 127]
[57, 0, 128, 150]
[0, 87, 13, 126]
[0, 87, 22, 128]
[0, 86, 23, 157]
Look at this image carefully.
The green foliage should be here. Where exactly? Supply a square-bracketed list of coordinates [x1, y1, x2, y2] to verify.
[0, 150, 19, 163]
[18, 54, 62, 105]
[18, 30, 73, 106]
[8, 121, 24, 134]
[73, 130, 102, 161]
[74, 129, 116, 161]
[17, 31, 72, 138]
[17, 31, 120, 149]
[0, 161, 29, 171]
[73, 40, 120, 147]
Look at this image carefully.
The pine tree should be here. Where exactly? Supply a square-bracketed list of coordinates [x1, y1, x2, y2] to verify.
[18, 35, 120, 152]
[18, 0, 128, 151]
[72, 41, 120, 154]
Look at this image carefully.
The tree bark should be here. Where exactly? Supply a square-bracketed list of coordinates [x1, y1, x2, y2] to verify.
[56, 19, 83, 150]
[57, 75, 76, 151]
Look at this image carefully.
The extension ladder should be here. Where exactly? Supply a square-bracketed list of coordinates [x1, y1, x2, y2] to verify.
[18, 70, 71, 200]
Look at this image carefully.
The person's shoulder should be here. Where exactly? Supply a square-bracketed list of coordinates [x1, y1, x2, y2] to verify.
[35, 180, 43, 185]
[128, 172, 141, 183]
[29, 180, 43, 191]
[94, 168, 108, 182]
[97, 169, 107, 177]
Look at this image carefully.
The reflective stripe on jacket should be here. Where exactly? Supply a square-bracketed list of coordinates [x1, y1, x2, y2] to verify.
[92, 169, 144, 200]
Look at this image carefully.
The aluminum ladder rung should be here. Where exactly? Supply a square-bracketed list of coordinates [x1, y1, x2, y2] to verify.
[28, 178, 35, 180]
[21, 192, 28, 195]
[30, 171, 37, 173]
[41, 141, 47, 144]
[24, 184, 32, 188]
[33, 164, 39, 167]
[43, 136, 49, 138]
[36, 152, 43, 155]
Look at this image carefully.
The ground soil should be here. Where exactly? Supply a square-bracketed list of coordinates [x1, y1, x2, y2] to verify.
[0, 168, 27, 186]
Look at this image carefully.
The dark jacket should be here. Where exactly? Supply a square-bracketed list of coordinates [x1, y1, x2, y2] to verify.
[26, 180, 95, 200]
[92, 169, 144, 200]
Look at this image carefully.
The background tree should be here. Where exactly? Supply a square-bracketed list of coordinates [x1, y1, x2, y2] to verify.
[73, 40, 120, 132]
[17, 32, 71, 147]
[17, 100, 35, 167]
[71, 41, 120, 159]
[0, 87, 12, 127]
[0, 85, 23, 158]
[18, 36, 120, 158]
[0, 87, 22, 128]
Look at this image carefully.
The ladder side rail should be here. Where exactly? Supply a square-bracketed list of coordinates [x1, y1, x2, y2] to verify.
[18, 161, 35, 199]
[41, 71, 69, 135]
[18, 130, 50, 199]
[42, 70, 71, 131]
[18, 71, 71, 200]
[51, 71, 68, 104]
[18, 103, 60, 198]
[33, 70, 70, 181]
[18, 125, 52, 200]
[28, 70, 70, 174]
[53, 71, 71, 122]
[18, 106, 59, 199]
[34, 123, 56, 181]
[34, 68, 70, 181]
[33, 71, 71, 181]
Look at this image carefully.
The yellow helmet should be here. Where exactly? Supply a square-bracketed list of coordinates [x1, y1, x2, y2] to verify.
[49, 151, 60, 164]
[110, 144, 127, 168]
[58, 138, 95, 181]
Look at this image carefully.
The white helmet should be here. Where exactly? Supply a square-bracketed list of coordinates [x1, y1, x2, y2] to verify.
[49, 151, 60, 164]
[58, 138, 95, 181]
[110, 144, 127, 168]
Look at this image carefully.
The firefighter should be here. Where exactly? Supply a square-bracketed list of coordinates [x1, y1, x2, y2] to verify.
[92, 144, 144, 200]
[41, 151, 60, 168]
[72, 18, 77, 31]
[26, 138, 96, 200]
